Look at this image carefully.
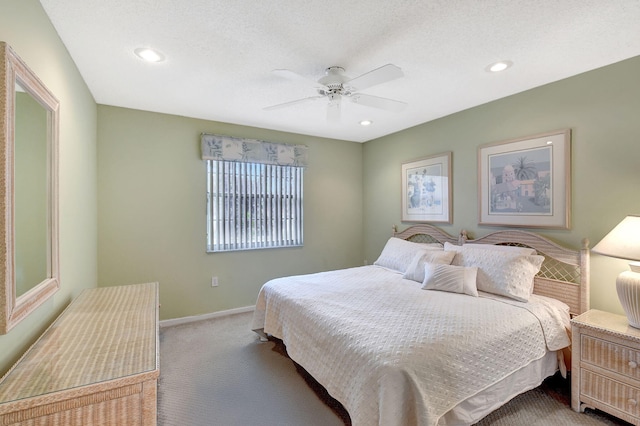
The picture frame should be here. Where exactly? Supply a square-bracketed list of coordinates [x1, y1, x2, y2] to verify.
[478, 129, 571, 229]
[401, 152, 452, 223]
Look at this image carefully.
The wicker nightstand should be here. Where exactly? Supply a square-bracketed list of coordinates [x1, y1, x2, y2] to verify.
[571, 309, 640, 425]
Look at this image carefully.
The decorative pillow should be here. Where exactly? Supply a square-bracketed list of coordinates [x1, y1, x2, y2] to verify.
[421, 263, 479, 297]
[374, 237, 439, 273]
[452, 246, 544, 301]
[403, 250, 456, 282]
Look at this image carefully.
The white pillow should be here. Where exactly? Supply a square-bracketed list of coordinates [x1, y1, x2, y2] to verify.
[444, 241, 536, 256]
[374, 237, 439, 273]
[466, 243, 537, 255]
[452, 246, 544, 301]
[403, 250, 456, 282]
[421, 263, 479, 297]
[444, 241, 537, 268]
[421, 242, 445, 250]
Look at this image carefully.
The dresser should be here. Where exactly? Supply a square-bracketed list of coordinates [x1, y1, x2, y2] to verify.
[0, 282, 159, 426]
[571, 309, 640, 425]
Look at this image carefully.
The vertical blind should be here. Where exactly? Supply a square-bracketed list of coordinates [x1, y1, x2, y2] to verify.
[207, 160, 304, 252]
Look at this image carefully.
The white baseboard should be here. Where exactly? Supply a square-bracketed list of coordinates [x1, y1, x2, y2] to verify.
[160, 305, 255, 328]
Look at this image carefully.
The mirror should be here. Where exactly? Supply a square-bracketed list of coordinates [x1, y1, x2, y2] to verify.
[1, 42, 59, 334]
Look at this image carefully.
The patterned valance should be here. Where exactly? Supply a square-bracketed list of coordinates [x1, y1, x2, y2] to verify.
[201, 133, 307, 167]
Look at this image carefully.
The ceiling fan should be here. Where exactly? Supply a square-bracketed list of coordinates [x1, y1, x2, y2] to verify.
[264, 64, 407, 122]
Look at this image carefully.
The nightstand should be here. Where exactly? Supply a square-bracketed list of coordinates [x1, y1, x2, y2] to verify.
[572, 309, 640, 425]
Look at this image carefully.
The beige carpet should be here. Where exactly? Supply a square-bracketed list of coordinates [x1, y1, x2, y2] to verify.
[158, 312, 629, 426]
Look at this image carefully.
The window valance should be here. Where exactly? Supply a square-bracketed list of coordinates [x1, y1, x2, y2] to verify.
[201, 133, 308, 167]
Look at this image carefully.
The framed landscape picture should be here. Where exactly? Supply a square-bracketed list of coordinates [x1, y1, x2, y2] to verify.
[478, 129, 571, 229]
[401, 152, 452, 223]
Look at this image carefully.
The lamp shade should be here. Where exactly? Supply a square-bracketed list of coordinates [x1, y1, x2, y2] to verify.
[592, 215, 640, 262]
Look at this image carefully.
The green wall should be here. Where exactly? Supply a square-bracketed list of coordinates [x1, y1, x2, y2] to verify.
[0, 0, 98, 374]
[2, 0, 638, 376]
[363, 56, 640, 316]
[97, 106, 363, 320]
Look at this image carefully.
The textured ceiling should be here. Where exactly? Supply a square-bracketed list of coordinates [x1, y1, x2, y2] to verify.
[40, 0, 640, 143]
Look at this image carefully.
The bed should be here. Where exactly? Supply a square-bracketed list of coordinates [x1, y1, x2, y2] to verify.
[251, 224, 590, 425]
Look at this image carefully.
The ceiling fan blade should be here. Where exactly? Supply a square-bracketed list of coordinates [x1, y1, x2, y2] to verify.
[272, 69, 327, 90]
[326, 94, 341, 123]
[345, 64, 404, 92]
[263, 95, 324, 111]
[348, 93, 407, 112]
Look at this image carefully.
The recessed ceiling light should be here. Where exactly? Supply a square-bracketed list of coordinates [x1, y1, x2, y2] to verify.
[134, 47, 165, 63]
[486, 60, 513, 73]
[360, 120, 372, 126]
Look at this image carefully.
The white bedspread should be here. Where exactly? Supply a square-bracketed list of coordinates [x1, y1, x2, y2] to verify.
[251, 265, 570, 426]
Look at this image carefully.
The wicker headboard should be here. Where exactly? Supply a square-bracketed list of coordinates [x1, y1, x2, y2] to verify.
[393, 225, 590, 316]
[392, 224, 464, 246]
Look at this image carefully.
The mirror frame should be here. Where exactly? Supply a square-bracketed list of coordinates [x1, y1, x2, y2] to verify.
[0, 42, 60, 334]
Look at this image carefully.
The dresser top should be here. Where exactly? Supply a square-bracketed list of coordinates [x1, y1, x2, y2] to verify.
[0, 282, 158, 403]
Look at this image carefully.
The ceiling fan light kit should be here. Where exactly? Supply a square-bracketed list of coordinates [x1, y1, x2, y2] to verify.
[265, 64, 407, 122]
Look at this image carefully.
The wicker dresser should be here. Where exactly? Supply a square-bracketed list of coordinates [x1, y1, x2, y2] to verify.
[571, 309, 640, 425]
[0, 282, 159, 426]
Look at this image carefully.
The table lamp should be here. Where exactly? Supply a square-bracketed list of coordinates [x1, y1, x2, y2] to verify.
[592, 215, 640, 328]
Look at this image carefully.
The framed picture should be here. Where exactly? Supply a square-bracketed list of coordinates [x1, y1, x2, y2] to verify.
[478, 129, 571, 229]
[401, 152, 452, 223]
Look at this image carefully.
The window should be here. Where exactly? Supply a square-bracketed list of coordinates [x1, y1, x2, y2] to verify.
[206, 160, 303, 252]
[201, 133, 307, 252]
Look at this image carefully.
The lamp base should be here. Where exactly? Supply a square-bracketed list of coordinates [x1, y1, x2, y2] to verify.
[617, 270, 640, 328]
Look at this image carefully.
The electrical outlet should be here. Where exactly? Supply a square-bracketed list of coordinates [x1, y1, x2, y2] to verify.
[211, 276, 219, 287]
